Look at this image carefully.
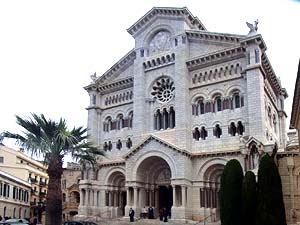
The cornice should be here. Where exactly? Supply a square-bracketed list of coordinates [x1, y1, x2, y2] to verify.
[240, 34, 267, 51]
[261, 53, 283, 95]
[98, 77, 134, 94]
[191, 150, 241, 159]
[127, 7, 206, 37]
[186, 45, 246, 71]
[98, 160, 125, 168]
[84, 50, 136, 92]
[290, 59, 300, 129]
[186, 30, 245, 44]
[123, 135, 191, 159]
[85, 77, 134, 94]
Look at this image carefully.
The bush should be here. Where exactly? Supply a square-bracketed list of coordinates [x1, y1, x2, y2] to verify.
[220, 159, 243, 225]
[256, 154, 287, 225]
[242, 171, 257, 225]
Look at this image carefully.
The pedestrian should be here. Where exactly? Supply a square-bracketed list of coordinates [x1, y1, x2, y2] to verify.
[148, 206, 154, 219]
[163, 207, 168, 222]
[129, 208, 135, 222]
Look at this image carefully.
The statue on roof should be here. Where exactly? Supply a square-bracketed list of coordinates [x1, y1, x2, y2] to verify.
[90, 72, 97, 83]
[246, 19, 259, 35]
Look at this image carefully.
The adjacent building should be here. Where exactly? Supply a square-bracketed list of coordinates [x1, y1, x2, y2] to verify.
[290, 59, 300, 148]
[0, 144, 48, 223]
[62, 162, 81, 222]
[0, 169, 31, 219]
[78, 6, 290, 223]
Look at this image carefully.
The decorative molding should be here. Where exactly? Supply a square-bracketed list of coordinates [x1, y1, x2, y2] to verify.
[186, 30, 245, 44]
[186, 46, 246, 71]
[92, 77, 134, 95]
[127, 7, 206, 37]
[123, 135, 192, 159]
[191, 150, 241, 159]
[84, 50, 136, 92]
[98, 161, 125, 168]
[143, 53, 175, 71]
[191, 63, 242, 86]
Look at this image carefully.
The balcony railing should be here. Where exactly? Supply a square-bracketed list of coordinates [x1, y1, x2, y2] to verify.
[30, 178, 38, 183]
[39, 181, 47, 186]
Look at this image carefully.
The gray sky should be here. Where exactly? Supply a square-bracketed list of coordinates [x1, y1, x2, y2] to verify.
[1, 0, 299, 149]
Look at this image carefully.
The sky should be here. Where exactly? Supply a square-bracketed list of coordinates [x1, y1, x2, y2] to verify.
[0, 0, 300, 151]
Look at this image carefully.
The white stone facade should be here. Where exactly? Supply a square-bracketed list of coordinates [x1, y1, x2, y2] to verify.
[78, 7, 288, 223]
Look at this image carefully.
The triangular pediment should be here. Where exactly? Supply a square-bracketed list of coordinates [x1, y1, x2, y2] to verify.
[84, 49, 136, 92]
[123, 134, 191, 160]
[127, 7, 206, 37]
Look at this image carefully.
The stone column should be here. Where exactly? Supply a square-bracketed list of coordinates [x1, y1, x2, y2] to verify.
[149, 190, 153, 206]
[172, 185, 176, 207]
[134, 187, 138, 207]
[127, 188, 131, 206]
[109, 191, 113, 207]
[182, 186, 186, 207]
[287, 157, 295, 221]
[155, 188, 159, 208]
[79, 189, 84, 206]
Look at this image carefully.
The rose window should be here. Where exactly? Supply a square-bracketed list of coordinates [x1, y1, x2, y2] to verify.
[151, 77, 175, 103]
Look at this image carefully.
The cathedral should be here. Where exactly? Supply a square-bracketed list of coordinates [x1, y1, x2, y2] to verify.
[78, 7, 291, 223]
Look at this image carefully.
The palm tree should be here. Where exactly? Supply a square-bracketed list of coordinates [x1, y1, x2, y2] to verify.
[2, 113, 103, 225]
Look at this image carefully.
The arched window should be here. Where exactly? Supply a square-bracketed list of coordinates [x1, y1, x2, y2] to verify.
[169, 107, 175, 128]
[63, 193, 66, 202]
[154, 109, 162, 130]
[126, 138, 132, 149]
[249, 145, 259, 170]
[234, 93, 240, 108]
[103, 116, 112, 132]
[214, 96, 222, 112]
[237, 121, 244, 135]
[116, 114, 124, 130]
[196, 98, 205, 115]
[163, 108, 169, 129]
[128, 111, 133, 128]
[116, 139, 122, 150]
[193, 127, 200, 141]
[229, 122, 237, 136]
[200, 127, 208, 140]
[214, 124, 222, 138]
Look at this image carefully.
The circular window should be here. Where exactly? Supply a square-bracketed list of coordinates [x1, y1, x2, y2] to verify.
[151, 77, 175, 103]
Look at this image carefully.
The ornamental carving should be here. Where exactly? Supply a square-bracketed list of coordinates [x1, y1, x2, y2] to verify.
[151, 77, 175, 103]
[149, 31, 172, 55]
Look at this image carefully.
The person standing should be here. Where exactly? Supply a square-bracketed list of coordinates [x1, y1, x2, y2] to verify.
[129, 208, 135, 222]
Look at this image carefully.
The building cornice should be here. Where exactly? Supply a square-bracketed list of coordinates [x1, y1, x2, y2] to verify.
[186, 30, 245, 44]
[98, 160, 125, 168]
[186, 45, 246, 71]
[290, 59, 300, 129]
[84, 49, 136, 92]
[127, 7, 206, 37]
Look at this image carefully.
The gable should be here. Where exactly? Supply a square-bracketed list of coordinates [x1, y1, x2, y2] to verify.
[127, 7, 206, 38]
[123, 135, 191, 160]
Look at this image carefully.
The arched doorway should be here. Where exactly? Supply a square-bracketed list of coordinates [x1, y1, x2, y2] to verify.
[129, 156, 173, 219]
[106, 171, 126, 217]
[201, 163, 224, 222]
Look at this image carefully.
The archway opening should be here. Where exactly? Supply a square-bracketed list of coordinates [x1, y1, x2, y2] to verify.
[202, 163, 225, 222]
[134, 156, 172, 219]
[107, 171, 126, 217]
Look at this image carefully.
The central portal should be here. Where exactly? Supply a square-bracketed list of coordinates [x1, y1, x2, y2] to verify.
[158, 185, 173, 218]
[132, 156, 173, 219]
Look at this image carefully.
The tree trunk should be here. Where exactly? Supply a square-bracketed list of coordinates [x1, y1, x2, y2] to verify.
[45, 155, 63, 225]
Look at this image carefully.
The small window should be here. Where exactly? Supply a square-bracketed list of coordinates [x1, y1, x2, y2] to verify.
[214, 125, 222, 138]
[0, 157, 3, 163]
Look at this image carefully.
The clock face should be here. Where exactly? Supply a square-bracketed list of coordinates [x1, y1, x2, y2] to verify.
[149, 31, 171, 55]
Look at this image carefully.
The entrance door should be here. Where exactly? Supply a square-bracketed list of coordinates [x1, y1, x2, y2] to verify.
[159, 185, 173, 218]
